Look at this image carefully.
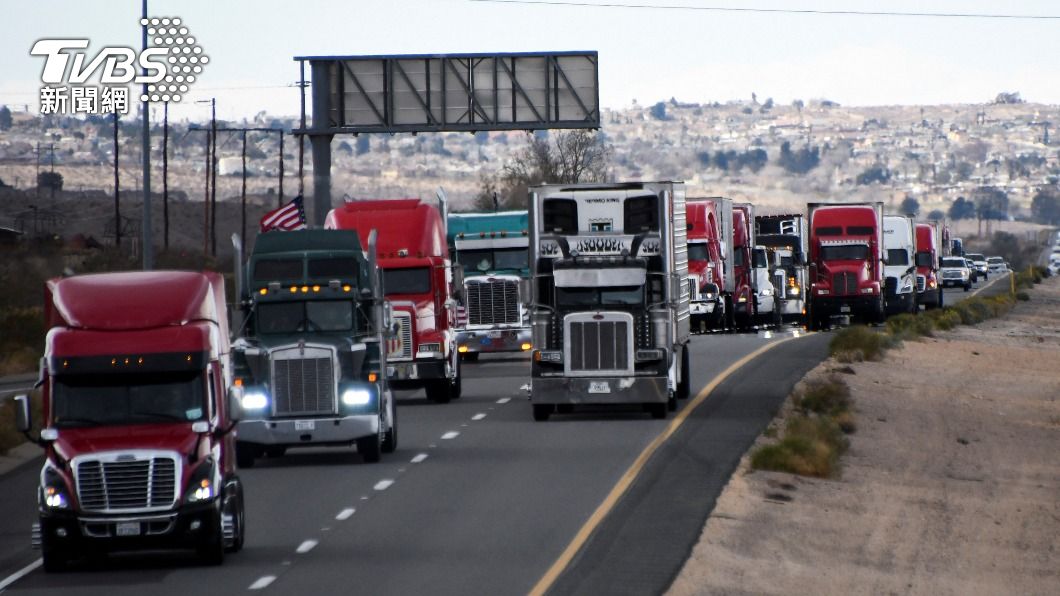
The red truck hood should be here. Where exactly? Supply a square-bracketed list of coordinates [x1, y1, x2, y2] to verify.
[52, 423, 199, 461]
[820, 260, 872, 279]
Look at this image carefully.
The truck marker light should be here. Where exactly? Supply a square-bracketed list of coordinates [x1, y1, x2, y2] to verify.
[62, 360, 68, 368]
[124, 358, 130, 365]
[343, 284, 352, 292]
[234, 378, 243, 387]
[521, 342, 532, 351]
[301, 286, 309, 293]
[137, 357, 144, 365]
[368, 372, 378, 382]
[259, 288, 268, 295]
[186, 354, 192, 362]
[458, 345, 469, 353]
[312, 285, 321, 293]
[289, 286, 297, 293]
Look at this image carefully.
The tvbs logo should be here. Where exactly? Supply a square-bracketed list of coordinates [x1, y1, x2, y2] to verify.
[31, 17, 208, 115]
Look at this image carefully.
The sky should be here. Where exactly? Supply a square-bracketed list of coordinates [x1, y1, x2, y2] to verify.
[1, 0, 1058, 122]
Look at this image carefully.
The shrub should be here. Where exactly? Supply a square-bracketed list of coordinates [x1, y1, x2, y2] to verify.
[1016, 291, 1030, 301]
[795, 376, 851, 417]
[828, 326, 893, 361]
[924, 309, 961, 330]
[751, 416, 848, 478]
[885, 313, 935, 339]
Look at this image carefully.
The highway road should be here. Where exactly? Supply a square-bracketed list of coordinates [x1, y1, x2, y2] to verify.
[0, 274, 1009, 595]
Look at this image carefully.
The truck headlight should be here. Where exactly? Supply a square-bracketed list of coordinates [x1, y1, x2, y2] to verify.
[184, 460, 216, 503]
[241, 390, 268, 411]
[860, 287, 875, 294]
[760, 288, 773, 297]
[342, 388, 372, 406]
[901, 281, 914, 293]
[788, 285, 800, 296]
[41, 465, 70, 509]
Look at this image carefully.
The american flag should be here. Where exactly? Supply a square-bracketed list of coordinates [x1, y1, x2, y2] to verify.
[260, 195, 307, 232]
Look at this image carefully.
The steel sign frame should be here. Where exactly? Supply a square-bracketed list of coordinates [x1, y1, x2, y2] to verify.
[293, 51, 600, 135]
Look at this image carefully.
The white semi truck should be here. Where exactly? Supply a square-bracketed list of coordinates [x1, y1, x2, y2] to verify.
[528, 182, 692, 420]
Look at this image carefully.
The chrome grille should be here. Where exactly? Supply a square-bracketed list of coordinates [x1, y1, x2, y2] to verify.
[942, 270, 963, 279]
[564, 313, 634, 376]
[272, 347, 336, 416]
[916, 275, 926, 292]
[831, 272, 857, 296]
[466, 279, 520, 325]
[76, 453, 178, 513]
[686, 277, 699, 302]
[388, 312, 413, 360]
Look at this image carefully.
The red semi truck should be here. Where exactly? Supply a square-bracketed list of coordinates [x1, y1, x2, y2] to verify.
[915, 222, 944, 309]
[732, 203, 756, 329]
[686, 197, 728, 331]
[12, 271, 246, 571]
[326, 199, 462, 403]
[806, 202, 886, 329]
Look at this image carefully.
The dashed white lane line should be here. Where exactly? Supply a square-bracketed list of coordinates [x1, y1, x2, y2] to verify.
[441, 431, 460, 440]
[296, 539, 318, 554]
[497, 397, 511, 404]
[472, 413, 487, 421]
[374, 479, 395, 491]
[336, 507, 355, 521]
[0, 558, 41, 592]
[249, 575, 276, 590]
[411, 453, 429, 463]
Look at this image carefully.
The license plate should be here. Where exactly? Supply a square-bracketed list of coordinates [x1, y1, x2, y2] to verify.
[116, 522, 141, 537]
[295, 420, 315, 431]
[588, 381, 611, 394]
[840, 305, 851, 313]
[488, 330, 503, 339]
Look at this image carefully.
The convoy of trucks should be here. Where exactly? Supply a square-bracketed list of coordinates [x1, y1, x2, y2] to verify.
[230, 229, 397, 467]
[446, 211, 532, 360]
[326, 198, 462, 403]
[8, 180, 993, 571]
[527, 182, 691, 420]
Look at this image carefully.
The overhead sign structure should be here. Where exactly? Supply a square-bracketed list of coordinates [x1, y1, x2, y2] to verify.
[295, 51, 599, 135]
[293, 51, 600, 225]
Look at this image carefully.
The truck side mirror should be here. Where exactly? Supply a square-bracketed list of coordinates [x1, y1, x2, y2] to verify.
[13, 394, 30, 433]
[227, 386, 244, 423]
[519, 278, 532, 309]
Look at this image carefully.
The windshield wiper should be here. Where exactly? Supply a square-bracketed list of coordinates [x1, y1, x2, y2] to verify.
[55, 417, 103, 428]
[131, 412, 190, 422]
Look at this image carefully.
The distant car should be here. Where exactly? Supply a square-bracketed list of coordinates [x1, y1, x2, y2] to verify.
[940, 257, 972, 291]
[965, 258, 979, 283]
[1050, 261, 1060, 276]
[966, 253, 989, 280]
[986, 256, 1008, 276]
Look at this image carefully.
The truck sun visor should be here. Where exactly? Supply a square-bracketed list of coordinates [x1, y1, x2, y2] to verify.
[553, 267, 646, 288]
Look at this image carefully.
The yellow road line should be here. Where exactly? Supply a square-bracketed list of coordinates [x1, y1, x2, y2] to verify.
[527, 333, 808, 596]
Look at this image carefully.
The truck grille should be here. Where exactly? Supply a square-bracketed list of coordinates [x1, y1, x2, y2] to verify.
[916, 275, 926, 292]
[564, 313, 634, 376]
[466, 279, 520, 325]
[271, 346, 336, 416]
[388, 311, 413, 360]
[942, 270, 963, 279]
[831, 272, 857, 296]
[76, 453, 179, 513]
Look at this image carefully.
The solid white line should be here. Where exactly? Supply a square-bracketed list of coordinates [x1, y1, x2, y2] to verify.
[472, 413, 486, 420]
[411, 453, 428, 463]
[336, 507, 355, 520]
[295, 539, 318, 554]
[496, 397, 511, 404]
[374, 479, 394, 491]
[441, 431, 460, 440]
[0, 558, 41, 592]
[248, 575, 276, 590]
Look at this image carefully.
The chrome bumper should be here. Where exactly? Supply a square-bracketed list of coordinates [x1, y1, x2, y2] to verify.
[689, 301, 717, 315]
[456, 327, 532, 354]
[530, 375, 668, 405]
[236, 414, 378, 445]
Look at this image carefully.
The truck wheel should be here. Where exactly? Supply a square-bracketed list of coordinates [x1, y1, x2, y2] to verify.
[874, 297, 886, 325]
[222, 487, 244, 553]
[357, 431, 382, 463]
[382, 396, 398, 454]
[425, 380, 452, 404]
[197, 506, 225, 566]
[676, 347, 691, 399]
[264, 446, 286, 458]
[235, 443, 256, 469]
[964, 283, 970, 292]
[724, 297, 735, 332]
[41, 533, 69, 573]
[667, 392, 677, 412]
[532, 404, 553, 422]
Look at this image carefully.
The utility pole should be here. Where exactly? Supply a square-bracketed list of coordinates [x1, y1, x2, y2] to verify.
[163, 101, 169, 250]
[141, 0, 153, 270]
[114, 112, 121, 247]
[241, 130, 247, 245]
[34, 142, 40, 200]
[210, 98, 217, 256]
[278, 129, 284, 207]
[203, 128, 210, 257]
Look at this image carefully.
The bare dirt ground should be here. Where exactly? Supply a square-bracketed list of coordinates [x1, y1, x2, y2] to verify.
[668, 278, 1060, 596]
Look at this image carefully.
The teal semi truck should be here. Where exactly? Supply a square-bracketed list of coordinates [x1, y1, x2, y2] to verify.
[446, 211, 532, 360]
[230, 229, 397, 466]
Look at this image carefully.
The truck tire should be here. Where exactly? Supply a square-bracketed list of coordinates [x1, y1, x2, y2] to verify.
[667, 393, 678, 412]
[964, 282, 970, 292]
[357, 430, 382, 463]
[532, 404, 553, 422]
[382, 397, 397, 454]
[724, 296, 735, 332]
[677, 347, 691, 399]
[41, 532, 69, 573]
[451, 357, 462, 400]
[937, 288, 944, 308]
[235, 443, 256, 469]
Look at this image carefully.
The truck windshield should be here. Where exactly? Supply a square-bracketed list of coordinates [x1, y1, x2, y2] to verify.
[258, 301, 354, 333]
[383, 267, 430, 295]
[53, 371, 206, 428]
[688, 243, 708, 261]
[886, 249, 909, 266]
[555, 286, 644, 307]
[820, 245, 869, 261]
[458, 248, 528, 274]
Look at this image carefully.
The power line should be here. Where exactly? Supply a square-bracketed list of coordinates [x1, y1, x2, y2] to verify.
[468, 0, 1060, 20]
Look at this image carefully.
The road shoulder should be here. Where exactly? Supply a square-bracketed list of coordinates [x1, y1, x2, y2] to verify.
[668, 277, 1060, 595]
